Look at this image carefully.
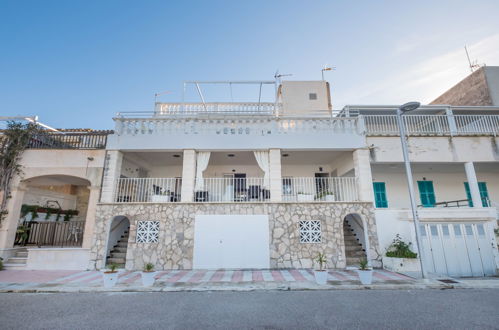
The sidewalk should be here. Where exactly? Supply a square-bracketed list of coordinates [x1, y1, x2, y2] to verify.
[0, 268, 495, 293]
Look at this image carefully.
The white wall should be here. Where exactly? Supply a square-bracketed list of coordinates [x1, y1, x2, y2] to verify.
[22, 187, 77, 210]
[26, 248, 90, 270]
[148, 165, 182, 178]
[204, 165, 264, 177]
[371, 167, 499, 208]
[281, 164, 333, 177]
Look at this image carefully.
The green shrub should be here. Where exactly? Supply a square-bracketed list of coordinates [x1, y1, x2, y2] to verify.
[385, 234, 417, 258]
[0, 257, 3, 271]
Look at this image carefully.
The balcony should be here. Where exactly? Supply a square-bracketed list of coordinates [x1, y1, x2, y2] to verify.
[154, 102, 278, 116]
[362, 114, 499, 136]
[112, 176, 359, 203]
[27, 132, 110, 149]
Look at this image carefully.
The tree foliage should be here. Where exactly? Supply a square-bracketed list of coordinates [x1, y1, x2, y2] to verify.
[0, 122, 42, 224]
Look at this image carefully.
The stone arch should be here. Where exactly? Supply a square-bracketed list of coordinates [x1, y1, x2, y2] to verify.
[104, 216, 131, 268]
[342, 213, 370, 267]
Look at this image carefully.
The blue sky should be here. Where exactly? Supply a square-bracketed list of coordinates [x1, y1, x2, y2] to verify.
[1, 0, 499, 129]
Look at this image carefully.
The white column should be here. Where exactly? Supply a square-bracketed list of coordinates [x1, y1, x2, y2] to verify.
[0, 183, 26, 250]
[353, 149, 374, 202]
[82, 186, 102, 249]
[446, 107, 457, 135]
[269, 149, 282, 202]
[181, 149, 196, 202]
[100, 150, 123, 203]
[465, 162, 482, 208]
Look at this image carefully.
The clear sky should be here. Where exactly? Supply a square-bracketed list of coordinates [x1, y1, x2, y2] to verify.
[1, 0, 499, 129]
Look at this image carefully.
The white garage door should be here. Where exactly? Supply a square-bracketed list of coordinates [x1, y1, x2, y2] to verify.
[420, 222, 497, 277]
[193, 215, 270, 269]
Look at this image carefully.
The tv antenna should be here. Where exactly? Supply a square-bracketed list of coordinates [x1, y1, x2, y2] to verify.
[274, 70, 293, 85]
[464, 46, 482, 73]
[154, 90, 172, 103]
[321, 64, 336, 81]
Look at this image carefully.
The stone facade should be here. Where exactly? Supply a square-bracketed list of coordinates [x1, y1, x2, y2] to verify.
[89, 202, 380, 270]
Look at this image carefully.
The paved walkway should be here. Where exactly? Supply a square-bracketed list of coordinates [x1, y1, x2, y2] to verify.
[0, 269, 415, 292]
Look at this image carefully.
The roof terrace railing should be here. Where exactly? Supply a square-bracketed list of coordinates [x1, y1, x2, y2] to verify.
[27, 132, 109, 149]
[363, 114, 499, 136]
[155, 102, 278, 116]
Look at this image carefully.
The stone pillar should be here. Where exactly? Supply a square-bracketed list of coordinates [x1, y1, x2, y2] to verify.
[100, 150, 123, 203]
[0, 183, 26, 250]
[181, 149, 196, 202]
[464, 162, 482, 208]
[269, 149, 282, 202]
[353, 149, 374, 202]
[82, 186, 101, 249]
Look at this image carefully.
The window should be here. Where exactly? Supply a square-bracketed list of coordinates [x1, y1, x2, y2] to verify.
[464, 182, 489, 207]
[308, 93, 317, 100]
[299, 220, 322, 243]
[417, 181, 435, 207]
[372, 182, 388, 208]
[136, 221, 160, 243]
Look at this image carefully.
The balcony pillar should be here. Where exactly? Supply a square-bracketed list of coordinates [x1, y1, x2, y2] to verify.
[464, 162, 482, 208]
[0, 183, 27, 251]
[446, 107, 457, 136]
[353, 149, 374, 202]
[181, 149, 196, 202]
[100, 150, 123, 203]
[82, 186, 102, 249]
[269, 149, 282, 202]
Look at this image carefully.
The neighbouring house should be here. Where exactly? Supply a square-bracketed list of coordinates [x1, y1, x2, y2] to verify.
[0, 77, 498, 278]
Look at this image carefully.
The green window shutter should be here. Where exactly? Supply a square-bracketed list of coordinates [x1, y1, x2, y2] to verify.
[418, 181, 435, 207]
[373, 182, 388, 208]
[464, 182, 473, 207]
[464, 182, 489, 207]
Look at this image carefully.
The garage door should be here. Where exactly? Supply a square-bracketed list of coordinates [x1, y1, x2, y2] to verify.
[193, 215, 270, 269]
[420, 223, 497, 277]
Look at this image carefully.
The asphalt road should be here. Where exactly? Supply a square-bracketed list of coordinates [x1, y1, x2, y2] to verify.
[1, 289, 498, 329]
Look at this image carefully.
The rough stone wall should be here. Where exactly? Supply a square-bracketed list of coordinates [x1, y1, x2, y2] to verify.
[89, 202, 379, 270]
[431, 68, 492, 106]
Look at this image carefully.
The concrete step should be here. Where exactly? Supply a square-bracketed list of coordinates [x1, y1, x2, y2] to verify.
[346, 257, 363, 265]
[3, 263, 27, 270]
[6, 257, 27, 264]
[16, 251, 28, 258]
[116, 242, 128, 248]
[110, 252, 126, 258]
[344, 237, 359, 242]
[344, 245, 363, 251]
[107, 257, 126, 264]
[346, 250, 365, 257]
[112, 247, 127, 253]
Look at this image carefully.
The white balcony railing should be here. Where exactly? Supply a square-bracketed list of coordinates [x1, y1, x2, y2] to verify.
[114, 178, 182, 203]
[195, 177, 270, 202]
[282, 177, 358, 202]
[114, 116, 361, 136]
[363, 114, 499, 136]
[155, 102, 278, 116]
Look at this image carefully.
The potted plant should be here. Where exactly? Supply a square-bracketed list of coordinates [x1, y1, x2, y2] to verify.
[356, 258, 373, 285]
[297, 192, 314, 202]
[314, 252, 328, 285]
[103, 263, 119, 288]
[383, 234, 419, 272]
[141, 263, 156, 287]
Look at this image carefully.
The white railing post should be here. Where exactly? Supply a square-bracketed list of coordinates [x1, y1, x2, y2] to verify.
[269, 149, 282, 202]
[181, 150, 196, 202]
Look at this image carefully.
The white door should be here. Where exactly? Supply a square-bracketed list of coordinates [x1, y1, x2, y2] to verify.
[420, 222, 497, 277]
[193, 215, 270, 269]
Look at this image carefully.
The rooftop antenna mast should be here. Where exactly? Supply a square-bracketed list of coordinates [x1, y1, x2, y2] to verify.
[274, 70, 293, 85]
[321, 64, 335, 81]
[464, 46, 481, 73]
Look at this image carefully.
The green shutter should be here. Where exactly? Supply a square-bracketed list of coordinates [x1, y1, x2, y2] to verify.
[418, 181, 435, 207]
[464, 182, 489, 207]
[373, 182, 388, 208]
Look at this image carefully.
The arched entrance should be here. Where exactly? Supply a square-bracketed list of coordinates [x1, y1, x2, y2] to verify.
[343, 213, 368, 267]
[105, 216, 130, 268]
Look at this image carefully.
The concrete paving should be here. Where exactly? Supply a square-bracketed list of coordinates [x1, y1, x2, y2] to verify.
[0, 269, 498, 292]
[1, 289, 498, 329]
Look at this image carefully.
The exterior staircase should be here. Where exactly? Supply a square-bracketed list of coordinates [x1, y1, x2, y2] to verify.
[343, 222, 366, 266]
[3, 249, 28, 270]
[106, 228, 129, 268]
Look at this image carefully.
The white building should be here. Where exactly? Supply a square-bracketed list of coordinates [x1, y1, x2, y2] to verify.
[1, 78, 498, 278]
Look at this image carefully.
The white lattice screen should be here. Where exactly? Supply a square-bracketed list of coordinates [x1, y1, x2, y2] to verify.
[299, 220, 322, 243]
[136, 221, 160, 243]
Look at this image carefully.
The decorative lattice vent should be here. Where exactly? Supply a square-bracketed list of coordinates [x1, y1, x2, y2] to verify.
[136, 221, 160, 243]
[299, 220, 322, 243]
